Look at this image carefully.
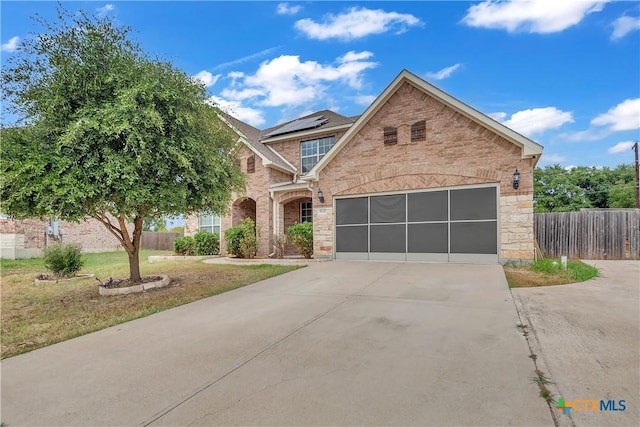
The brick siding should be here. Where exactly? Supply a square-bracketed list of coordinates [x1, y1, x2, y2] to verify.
[1, 216, 129, 259]
[315, 81, 536, 261]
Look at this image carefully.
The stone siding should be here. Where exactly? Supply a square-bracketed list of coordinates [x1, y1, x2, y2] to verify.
[500, 194, 535, 261]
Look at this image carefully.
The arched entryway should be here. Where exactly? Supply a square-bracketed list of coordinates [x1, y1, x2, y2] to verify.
[232, 197, 257, 226]
[282, 196, 312, 255]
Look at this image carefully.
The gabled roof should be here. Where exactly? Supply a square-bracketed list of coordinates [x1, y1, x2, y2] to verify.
[218, 113, 296, 174]
[260, 110, 356, 143]
[303, 69, 544, 181]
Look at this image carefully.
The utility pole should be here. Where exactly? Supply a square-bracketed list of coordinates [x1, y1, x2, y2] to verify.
[634, 142, 640, 209]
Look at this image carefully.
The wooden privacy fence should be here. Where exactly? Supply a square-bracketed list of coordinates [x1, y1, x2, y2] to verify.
[141, 231, 182, 251]
[535, 210, 640, 260]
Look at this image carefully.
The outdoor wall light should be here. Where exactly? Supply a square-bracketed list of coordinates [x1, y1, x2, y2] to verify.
[317, 189, 325, 203]
[512, 169, 521, 190]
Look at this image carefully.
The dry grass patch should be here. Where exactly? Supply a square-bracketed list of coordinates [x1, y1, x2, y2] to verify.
[504, 258, 599, 288]
[1, 250, 300, 359]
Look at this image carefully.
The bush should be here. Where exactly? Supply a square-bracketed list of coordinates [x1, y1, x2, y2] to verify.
[224, 218, 259, 258]
[272, 233, 288, 259]
[194, 231, 219, 255]
[43, 243, 84, 278]
[173, 236, 196, 255]
[288, 222, 313, 259]
[224, 226, 243, 257]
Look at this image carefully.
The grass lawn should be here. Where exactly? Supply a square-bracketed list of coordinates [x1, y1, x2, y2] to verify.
[504, 258, 599, 288]
[0, 250, 301, 359]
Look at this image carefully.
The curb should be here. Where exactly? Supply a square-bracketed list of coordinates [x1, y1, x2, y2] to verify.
[98, 274, 170, 296]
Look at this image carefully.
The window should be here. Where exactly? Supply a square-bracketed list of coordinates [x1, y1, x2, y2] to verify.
[247, 155, 255, 173]
[384, 127, 398, 145]
[301, 136, 335, 173]
[300, 201, 313, 223]
[199, 213, 221, 234]
[411, 120, 426, 142]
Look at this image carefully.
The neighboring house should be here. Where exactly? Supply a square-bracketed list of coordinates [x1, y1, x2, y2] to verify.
[0, 216, 128, 259]
[185, 69, 543, 263]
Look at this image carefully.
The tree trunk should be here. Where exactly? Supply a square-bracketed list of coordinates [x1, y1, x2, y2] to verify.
[93, 213, 145, 283]
[127, 248, 141, 283]
[127, 216, 144, 283]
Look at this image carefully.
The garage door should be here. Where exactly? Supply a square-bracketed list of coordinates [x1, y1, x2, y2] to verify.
[335, 186, 498, 264]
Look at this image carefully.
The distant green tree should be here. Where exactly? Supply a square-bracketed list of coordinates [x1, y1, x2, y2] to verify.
[143, 218, 167, 232]
[571, 166, 612, 208]
[534, 164, 636, 212]
[608, 180, 636, 208]
[534, 166, 591, 212]
[1, 7, 244, 282]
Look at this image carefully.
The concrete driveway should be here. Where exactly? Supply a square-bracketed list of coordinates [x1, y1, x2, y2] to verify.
[1, 262, 550, 426]
[512, 260, 639, 427]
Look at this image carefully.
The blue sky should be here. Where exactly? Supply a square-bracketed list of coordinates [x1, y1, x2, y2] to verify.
[2, 1, 639, 169]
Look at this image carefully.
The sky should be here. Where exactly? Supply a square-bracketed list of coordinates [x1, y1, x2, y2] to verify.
[1, 0, 640, 171]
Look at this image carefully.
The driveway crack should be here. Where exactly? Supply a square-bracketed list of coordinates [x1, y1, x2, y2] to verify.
[140, 296, 351, 426]
[511, 291, 575, 427]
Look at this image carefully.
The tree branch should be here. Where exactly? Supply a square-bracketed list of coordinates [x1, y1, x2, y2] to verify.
[117, 214, 135, 253]
[93, 213, 125, 246]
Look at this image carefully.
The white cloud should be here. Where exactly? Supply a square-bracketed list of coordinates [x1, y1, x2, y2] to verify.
[561, 128, 608, 142]
[591, 98, 640, 131]
[425, 63, 462, 81]
[339, 51, 374, 63]
[277, 3, 302, 16]
[228, 71, 245, 80]
[220, 51, 378, 108]
[355, 95, 377, 106]
[500, 107, 574, 136]
[96, 4, 114, 17]
[562, 98, 640, 142]
[213, 47, 279, 71]
[207, 96, 265, 127]
[1, 36, 20, 53]
[608, 141, 636, 154]
[488, 112, 507, 121]
[539, 153, 567, 164]
[192, 71, 220, 88]
[295, 7, 421, 41]
[462, 0, 608, 33]
[611, 16, 640, 40]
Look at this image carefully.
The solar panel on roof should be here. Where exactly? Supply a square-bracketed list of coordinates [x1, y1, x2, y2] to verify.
[264, 115, 328, 138]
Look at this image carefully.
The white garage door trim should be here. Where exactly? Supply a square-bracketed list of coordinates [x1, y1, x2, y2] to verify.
[333, 184, 500, 264]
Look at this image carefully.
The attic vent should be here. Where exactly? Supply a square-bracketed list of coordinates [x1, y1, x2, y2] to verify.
[264, 115, 329, 138]
[384, 127, 398, 145]
[247, 155, 255, 173]
[411, 120, 426, 142]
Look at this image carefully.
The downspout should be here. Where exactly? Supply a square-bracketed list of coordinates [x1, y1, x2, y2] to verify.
[269, 189, 277, 258]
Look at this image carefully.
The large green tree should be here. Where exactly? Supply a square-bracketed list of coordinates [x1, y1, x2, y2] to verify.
[1, 8, 244, 282]
[534, 164, 636, 212]
[534, 165, 591, 212]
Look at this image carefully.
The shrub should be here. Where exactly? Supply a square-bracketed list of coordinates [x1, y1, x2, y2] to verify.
[194, 231, 219, 255]
[224, 226, 243, 257]
[224, 218, 259, 258]
[288, 222, 313, 259]
[43, 243, 84, 278]
[173, 236, 196, 255]
[272, 233, 288, 259]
